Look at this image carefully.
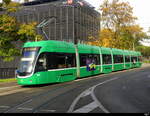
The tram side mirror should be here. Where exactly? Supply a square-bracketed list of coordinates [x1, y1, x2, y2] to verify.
[15, 69, 19, 74]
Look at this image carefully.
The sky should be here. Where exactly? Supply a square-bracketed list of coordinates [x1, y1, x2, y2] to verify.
[86, 0, 150, 46]
[86, 0, 150, 32]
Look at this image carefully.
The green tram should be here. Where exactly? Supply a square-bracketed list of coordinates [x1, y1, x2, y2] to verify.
[16, 40, 142, 85]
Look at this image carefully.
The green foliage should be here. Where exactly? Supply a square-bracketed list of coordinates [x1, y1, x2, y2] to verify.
[100, 0, 137, 30]
[2, 0, 20, 13]
[92, 0, 150, 50]
[18, 22, 37, 41]
[3, 0, 11, 5]
[136, 45, 150, 58]
[143, 61, 150, 63]
[0, 1, 43, 62]
[0, 14, 20, 61]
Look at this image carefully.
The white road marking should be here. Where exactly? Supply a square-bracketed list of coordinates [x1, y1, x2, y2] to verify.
[91, 89, 110, 113]
[89, 77, 119, 113]
[0, 106, 10, 108]
[93, 77, 119, 87]
[40, 109, 56, 112]
[81, 88, 92, 97]
[68, 77, 119, 113]
[4, 99, 33, 113]
[17, 107, 33, 111]
[67, 88, 93, 113]
[73, 102, 99, 113]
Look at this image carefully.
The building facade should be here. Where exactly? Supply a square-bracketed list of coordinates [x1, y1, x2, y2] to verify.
[0, 0, 100, 79]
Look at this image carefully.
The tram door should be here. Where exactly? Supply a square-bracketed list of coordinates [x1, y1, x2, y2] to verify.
[35, 53, 48, 84]
[45, 53, 76, 83]
[54, 53, 76, 82]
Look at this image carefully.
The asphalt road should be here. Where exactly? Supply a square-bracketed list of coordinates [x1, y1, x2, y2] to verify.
[0, 65, 150, 113]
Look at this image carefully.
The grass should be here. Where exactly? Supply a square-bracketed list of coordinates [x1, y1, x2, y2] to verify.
[0, 78, 17, 83]
[143, 61, 150, 63]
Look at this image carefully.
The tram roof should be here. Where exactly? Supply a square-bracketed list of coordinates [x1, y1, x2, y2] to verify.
[130, 51, 141, 56]
[100, 47, 111, 54]
[123, 50, 131, 55]
[24, 40, 74, 48]
[111, 48, 124, 55]
[23, 40, 142, 56]
[77, 43, 100, 54]
[23, 40, 75, 53]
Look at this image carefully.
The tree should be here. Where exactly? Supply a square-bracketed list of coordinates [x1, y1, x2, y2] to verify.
[0, 0, 42, 61]
[120, 25, 148, 50]
[89, 0, 148, 50]
[100, 0, 137, 31]
[100, 0, 137, 49]
[0, 12, 20, 61]
[1, 0, 20, 13]
[17, 22, 43, 42]
[136, 45, 150, 59]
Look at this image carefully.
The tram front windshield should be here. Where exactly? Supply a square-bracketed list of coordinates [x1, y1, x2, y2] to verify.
[17, 47, 40, 76]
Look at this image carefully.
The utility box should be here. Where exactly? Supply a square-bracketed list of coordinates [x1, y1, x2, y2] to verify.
[13, 0, 100, 43]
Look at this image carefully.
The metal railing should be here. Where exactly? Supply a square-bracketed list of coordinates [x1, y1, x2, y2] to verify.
[0, 68, 17, 79]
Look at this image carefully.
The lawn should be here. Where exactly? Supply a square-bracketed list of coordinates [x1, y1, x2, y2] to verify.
[143, 61, 150, 63]
[0, 78, 17, 83]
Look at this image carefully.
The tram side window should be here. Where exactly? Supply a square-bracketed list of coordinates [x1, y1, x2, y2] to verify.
[102, 54, 112, 64]
[79, 54, 100, 66]
[93, 54, 100, 65]
[113, 55, 123, 63]
[88, 54, 100, 65]
[80, 54, 88, 66]
[125, 56, 130, 62]
[46, 53, 76, 70]
[131, 56, 137, 62]
[35, 53, 47, 72]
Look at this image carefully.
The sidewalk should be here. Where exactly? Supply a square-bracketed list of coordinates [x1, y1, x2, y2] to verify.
[142, 63, 150, 68]
[0, 81, 17, 88]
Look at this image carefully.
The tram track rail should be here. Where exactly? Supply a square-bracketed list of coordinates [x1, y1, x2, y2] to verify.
[2, 74, 110, 113]
[3, 82, 74, 113]
[1, 66, 149, 113]
[4, 75, 103, 113]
